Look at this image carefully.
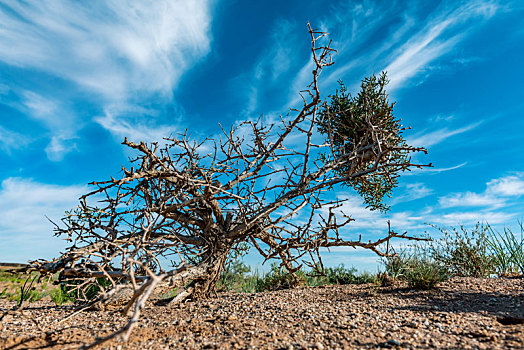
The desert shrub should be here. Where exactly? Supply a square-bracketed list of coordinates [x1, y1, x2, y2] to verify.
[256, 264, 375, 292]
[27, 289, 46, 302]
[383, 249, 411, 279]
[304, 272, 329, 287]
[383, 247, 449, 289]
[216, 263, 376, 292]
[217, 260, 252, 292]
[255, 264, 307, 292]
[50, 286, 74, 305]
[385, 221, 524, 280]
[324, 264, 375, 284]
[60, 277, 112, 302]
[427, 223, 495, 277]
[237, 274, 260, 293]
[486, 222, 524, 275]
[12, 286, 46, 303]
[404, 256, 449, 289]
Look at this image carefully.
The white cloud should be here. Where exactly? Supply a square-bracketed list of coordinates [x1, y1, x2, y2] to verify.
[303, 0, 501, 95]
[385, 1, 499, 90]
[0, 177, 87, 262]
[247, 0, 502, 119]
[0, 0, 214, 147]
[406, 122, 481, 148]
[437, 210, 514, 226]
[439, 191, 504, 208]
[0, 126, 30, 153]
[486, 174, 524, 196]
[95, 104, 181, 143]
[391, 183, 433, 205]
[45, 136, 77, 162]
[20, 90, 78, 161]
[439, 173, 524, 209]
[284, 60, 316, 109]
[22, 91, 59, 124]
[0, 0, 213, 101]
[0, 82, 9, 95]
[237, 19, 306, 115]
[320, 194, 425, 236]
[324, 173, 524, 242]
[405, 162, 468, 176]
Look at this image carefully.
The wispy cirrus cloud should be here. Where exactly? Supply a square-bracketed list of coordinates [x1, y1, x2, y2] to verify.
[440, 192, 505, 209]
[0, 126, 30, 153]
[95, 104, 182, 143]
[0, 0, 214, 158]
[0, 0, 213, 101]
[241, 0, 503, 118]
[283, 0, 503, 99]
[390, 183, 434, 206]
[405, 162, 468, 177]
[0, 177, 87, 262]
[385, 0, 499, 90]
[235, 19, 303, 116]
[406, 121, 481, 148]
[20, 91, 78, 161]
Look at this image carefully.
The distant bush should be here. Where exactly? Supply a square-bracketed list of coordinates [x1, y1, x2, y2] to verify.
[60, 277, 112, 302]
[422, 222, 524, 278]
[428, 223, 495, 277]
[383, 249, 411, 280]
[0, 271, 51, 304]
[255, 263, 307, 292]
[217, 262, 376, 293]
[486, 222, 524, 275]
[324, 264, 376, 285]
[383, 247, 449, 289]
[50, 285, 75, 305]
[383, 220, 524, 287]
[217, 260, 254, 292]
[404, 256, 449, 289]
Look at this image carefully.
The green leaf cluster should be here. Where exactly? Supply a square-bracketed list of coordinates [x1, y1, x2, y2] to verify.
[318, 72, 410, 211]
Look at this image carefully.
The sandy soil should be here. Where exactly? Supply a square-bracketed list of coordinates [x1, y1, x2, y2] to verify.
[1, 277, 523, 349]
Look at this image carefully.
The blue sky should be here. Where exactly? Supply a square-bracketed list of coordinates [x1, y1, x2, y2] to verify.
[0, 0, 523, 270]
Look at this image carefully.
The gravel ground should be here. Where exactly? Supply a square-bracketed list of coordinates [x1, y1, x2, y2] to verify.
[1, 277, 523, 349]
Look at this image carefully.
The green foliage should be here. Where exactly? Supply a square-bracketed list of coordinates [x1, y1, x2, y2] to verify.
[0, 270, 27, 284]
[50, 284, 75, 305]
[0, 270, 74, 304]
[323, 264, 376, 284]
[159, 288, 179, 300]
[383, 249, 410, 280]
[428, 223, 495, 277]
[383, 221, 524, 287]
[318, 73, 411, 211]
[255, 264, 377, 292]
[383, 247, 449, 289]
[61, 277, 112, 301]
[217, 262, 375, 293]
[304, 273, 329, 287]
[255, 263, 307, 292]
[217, 260, 253, 292]
[486, 222, 524, 275]
[216, 241, 255, 292]
[404, 257, 449, 290]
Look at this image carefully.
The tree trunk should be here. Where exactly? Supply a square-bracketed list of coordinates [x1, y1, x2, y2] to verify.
[190, 246, 231, 300]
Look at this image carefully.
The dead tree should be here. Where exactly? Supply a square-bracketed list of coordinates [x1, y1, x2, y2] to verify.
[28, 23, 429, 345]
